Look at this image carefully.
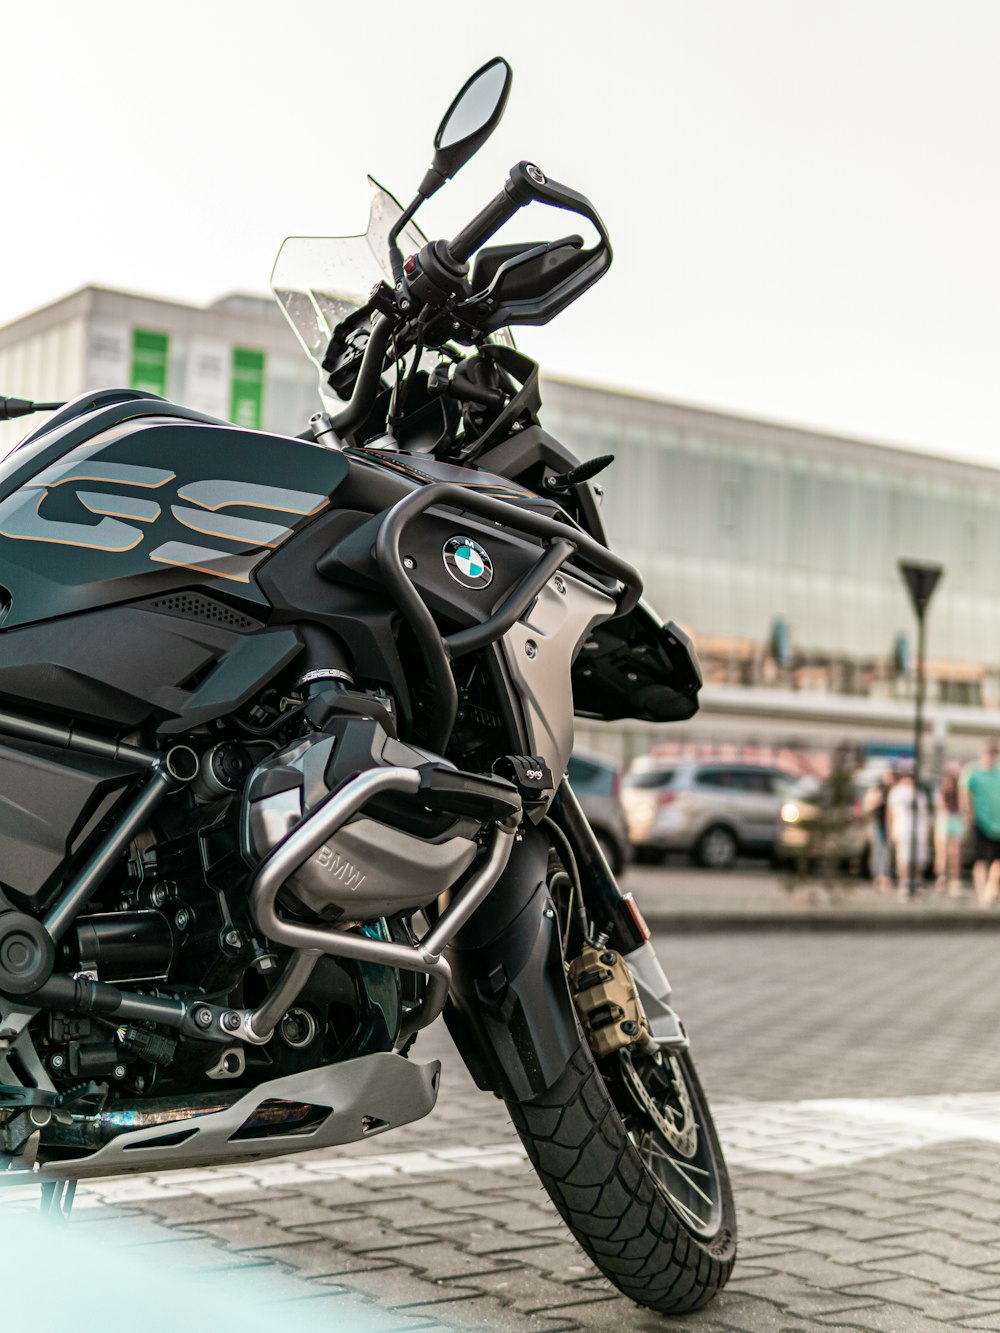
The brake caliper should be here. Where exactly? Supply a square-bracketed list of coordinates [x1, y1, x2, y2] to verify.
[568, 945, 651, 1060]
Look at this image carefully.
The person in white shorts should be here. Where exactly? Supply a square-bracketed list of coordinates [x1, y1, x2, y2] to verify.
[887, 767, 929, 899]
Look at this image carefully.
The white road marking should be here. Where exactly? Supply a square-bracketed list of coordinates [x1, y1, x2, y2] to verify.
[0, 1143, 533, 1209]
[2, 1090, 999, 1209]
[715, 1090, 1000, 1174]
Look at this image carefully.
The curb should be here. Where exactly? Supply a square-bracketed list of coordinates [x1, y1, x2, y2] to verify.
[643, 909, 1000, 932]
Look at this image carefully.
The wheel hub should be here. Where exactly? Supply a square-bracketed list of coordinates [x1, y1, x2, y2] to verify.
[620, 1048, 699, 1158]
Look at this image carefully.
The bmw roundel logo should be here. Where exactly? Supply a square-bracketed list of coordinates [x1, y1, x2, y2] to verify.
[442, 535, 494, 589]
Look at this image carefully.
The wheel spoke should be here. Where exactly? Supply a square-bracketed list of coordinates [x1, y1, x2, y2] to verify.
[641, 1134, 717, 1207]
[615, 1049, 724, 1239]
[658, 1182, 708, 1229]
[641, 1137, 712, 1177]
[663, 1160, 716, 1207]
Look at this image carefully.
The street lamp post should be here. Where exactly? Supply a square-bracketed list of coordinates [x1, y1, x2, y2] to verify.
[898, 560, 943, 898]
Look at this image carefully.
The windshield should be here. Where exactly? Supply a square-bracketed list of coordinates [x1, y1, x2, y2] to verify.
[270, 179, 427, 380]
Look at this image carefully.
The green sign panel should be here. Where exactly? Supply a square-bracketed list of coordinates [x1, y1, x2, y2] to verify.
[130, 328, 169, 397]
[230, 347, 266, 430]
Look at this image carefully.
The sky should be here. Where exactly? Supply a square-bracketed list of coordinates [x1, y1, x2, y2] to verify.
[3, 0, 1000, 464]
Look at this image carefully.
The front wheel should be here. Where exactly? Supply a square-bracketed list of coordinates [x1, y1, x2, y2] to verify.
[507, 1038, 736, 1314]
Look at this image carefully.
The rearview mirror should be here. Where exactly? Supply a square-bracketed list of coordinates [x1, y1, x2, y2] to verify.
[388, 57, 513, 284]
[431, 57, 512, 184]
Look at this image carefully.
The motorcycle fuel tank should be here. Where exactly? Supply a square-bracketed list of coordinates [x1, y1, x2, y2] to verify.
[0, 391, 349, 628]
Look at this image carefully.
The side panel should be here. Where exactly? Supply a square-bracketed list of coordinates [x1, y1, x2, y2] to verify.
[0, 739, 136, 909]
[0, 604, 301, 730]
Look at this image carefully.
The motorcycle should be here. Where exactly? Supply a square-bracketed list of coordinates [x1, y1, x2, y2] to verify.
[0, 58, 735, 1314]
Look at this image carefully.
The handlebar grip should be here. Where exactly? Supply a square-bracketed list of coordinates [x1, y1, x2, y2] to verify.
[448, 185, 524, 265]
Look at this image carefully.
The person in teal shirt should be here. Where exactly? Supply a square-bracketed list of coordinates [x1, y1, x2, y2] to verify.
[962, 742, 1000, 905]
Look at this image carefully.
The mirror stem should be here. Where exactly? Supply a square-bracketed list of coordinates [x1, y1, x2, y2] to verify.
[388, 167, 449, 283]
[388, 193, 426, 284]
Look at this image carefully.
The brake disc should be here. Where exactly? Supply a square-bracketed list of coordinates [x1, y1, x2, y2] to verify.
[620, 1048, 699, 1158]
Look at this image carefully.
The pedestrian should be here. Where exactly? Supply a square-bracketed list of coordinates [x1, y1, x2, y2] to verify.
[933, 763, 965, 895]
[961, 741, 1000, 906]
[886, 765, 929, 899]
[863, 767, 896, 893]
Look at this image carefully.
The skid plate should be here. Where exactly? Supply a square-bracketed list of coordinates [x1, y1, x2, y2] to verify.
[35, 1052, 440, 1181]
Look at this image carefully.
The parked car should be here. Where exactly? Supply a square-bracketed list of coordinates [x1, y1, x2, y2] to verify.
[776, 774, 871, 874]
[566, 751, 630, 874]
[622, 761, 794, 869]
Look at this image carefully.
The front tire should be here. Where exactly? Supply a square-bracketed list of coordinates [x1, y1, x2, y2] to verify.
[507, 1040, 736, 1314]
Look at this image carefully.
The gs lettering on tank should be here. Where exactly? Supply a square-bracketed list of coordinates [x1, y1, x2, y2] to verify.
[0, 401, 349, 628]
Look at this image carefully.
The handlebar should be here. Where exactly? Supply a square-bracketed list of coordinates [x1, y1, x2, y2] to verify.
[447, 161, 603, 268]
[448, 162, 613, 335]
[328, 163, 612, 444]
[329, 313, 394, 437]
[448, 183, 526, 264]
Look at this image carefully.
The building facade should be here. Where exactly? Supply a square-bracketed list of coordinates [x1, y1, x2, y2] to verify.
[0, 286, 319, 457]
[541, 379, 1000, 701]
[2, 284, 998, 760]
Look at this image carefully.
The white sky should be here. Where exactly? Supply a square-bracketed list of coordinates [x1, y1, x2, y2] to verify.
[3, 0, 999, 464]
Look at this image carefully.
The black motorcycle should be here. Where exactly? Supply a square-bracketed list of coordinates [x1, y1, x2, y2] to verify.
[0, 59, 735, 1314]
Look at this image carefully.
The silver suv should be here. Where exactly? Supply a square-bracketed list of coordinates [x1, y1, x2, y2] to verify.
[566, 751, 630, 874]
[622, 761, 793, 869]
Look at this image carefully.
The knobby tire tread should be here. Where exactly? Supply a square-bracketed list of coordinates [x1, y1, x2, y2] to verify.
[506, 1044, 736, 1315]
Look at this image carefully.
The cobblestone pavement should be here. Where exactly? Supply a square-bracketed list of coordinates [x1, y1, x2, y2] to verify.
[11, 927, 1000, 1331]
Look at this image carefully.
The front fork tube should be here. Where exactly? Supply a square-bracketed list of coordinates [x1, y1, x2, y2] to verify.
[551, 778, 688, 1051]
[551, 778, 638, 945]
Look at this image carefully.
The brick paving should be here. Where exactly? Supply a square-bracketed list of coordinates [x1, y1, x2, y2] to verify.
[8, 923, 1000, 1329]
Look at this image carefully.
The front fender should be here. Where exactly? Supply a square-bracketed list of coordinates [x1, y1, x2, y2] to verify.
[442, 824, 581, 1102]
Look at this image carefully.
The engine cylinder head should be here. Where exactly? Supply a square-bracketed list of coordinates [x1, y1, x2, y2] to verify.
[242, 717, 483, 920]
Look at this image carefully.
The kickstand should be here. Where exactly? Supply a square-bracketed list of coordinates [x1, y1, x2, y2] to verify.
[39, 1178, 77, 1222]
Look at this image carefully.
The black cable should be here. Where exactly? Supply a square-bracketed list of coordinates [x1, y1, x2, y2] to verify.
[389, 341, 423, 433]
[542, 815, 593, 946]
[549, 870, 575, 956]
[0, 397, 65, 421]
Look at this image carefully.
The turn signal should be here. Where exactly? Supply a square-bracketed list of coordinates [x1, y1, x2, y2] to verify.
[622, 892, 651, 942]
